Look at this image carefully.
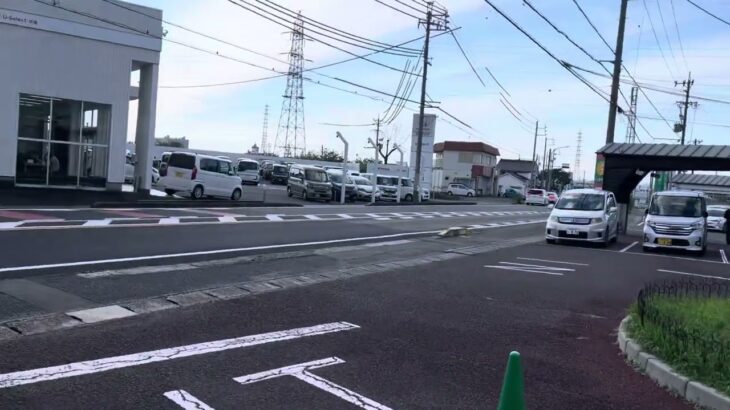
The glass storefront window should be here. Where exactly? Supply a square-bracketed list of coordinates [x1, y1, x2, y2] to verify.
[16, 93, 111, 188]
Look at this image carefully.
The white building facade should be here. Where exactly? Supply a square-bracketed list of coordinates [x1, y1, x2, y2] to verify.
[431, 141, 500, 195]
[0, 0, 161, 192]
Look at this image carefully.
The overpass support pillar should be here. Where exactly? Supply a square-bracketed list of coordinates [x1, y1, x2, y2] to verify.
[618, 202, 629, 234]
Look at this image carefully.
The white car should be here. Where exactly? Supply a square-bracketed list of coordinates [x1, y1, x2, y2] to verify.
[446, 183, 475, 197]
[235, 158, 260, 185]
[161, 152, 243, 200]
[545, 189, 619, 246]
[151, 167, 160, 184]
[643, 191, 708, 255]
[525, 188, 548, 206]
[352, 176, 381, 201]
[706, 206, 728, 232]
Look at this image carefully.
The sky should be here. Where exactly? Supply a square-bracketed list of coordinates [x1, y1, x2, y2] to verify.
[128, 0, 730, 180]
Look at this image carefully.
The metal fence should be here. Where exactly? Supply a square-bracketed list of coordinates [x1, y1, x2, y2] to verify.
[637, 280, 729, 373]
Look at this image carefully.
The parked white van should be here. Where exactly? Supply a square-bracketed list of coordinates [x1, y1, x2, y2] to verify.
[235, 158, 260, 185]
[161, 152, 243, 200]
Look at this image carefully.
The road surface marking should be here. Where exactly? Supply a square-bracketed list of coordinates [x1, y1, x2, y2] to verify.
[217, 216, 237, 223]
[67, 305, 136, 323]
[0, 222, 22, 229]
[164, 390, 214, 410]
[619, 241, 638, 253]
[0, 220, 546, 273]
[363, 239, 413, 247]
[483, 265, 565, 276]
[498, 262, 575, 271]
[636, 220, 644, 226]
[234, 357, 392, 410]
[721, 249, 729, 264]
[516, 257, 589, 266]
[265, 214, 284, 221]
[0, 322, 359, 389]
[81, 219, 112, 227]
[158, 217, 180, 225]
[304, 215, 322, 220]
[658, 269, 730, 281]
[374, 217, 392, 221]
[337, 213, 354, 219]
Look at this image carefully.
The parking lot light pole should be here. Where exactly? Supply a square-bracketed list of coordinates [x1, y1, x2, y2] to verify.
[368, 137, 378, 204]
[394, 144, 404, 204]
[336, 132, 348, 205]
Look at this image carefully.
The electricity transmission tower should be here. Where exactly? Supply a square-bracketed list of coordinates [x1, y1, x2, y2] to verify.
[574, 132, 582, 180]
[261, 105, 269, 154]
[274, 12, 306, 158]
[625, 86, 638, 143]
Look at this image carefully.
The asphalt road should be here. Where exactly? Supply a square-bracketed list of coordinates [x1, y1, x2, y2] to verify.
[3, 235, 725, 409]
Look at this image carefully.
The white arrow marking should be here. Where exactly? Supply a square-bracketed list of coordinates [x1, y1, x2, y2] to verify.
[164, 390, 215, 410]
[234, 357, 392, 410]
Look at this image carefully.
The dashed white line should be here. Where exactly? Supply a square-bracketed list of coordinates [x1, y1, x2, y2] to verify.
[516, 257, 589, 266]
[0, 322, 359, 389]
[721, 249, 729, 264]
[217, 216, 237, 223]
[363, 239, 413, 247]
[619, 241, 639, 253]
[265, 214, 284, 221]
[81, 219, 112, 227]
[304, 215, 322, 220]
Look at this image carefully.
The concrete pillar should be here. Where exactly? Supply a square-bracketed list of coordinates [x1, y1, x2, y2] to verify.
[618, 202, 629, 234]
[134, 63, 159, 194]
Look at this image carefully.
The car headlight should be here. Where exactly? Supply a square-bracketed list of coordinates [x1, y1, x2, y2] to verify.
[592, 217, 604, 224]
[647, 220, 657, 227]
[549, 215, 559, 222]
[690, 221, 704, 229]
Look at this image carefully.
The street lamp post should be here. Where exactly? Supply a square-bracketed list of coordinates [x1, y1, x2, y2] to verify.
[367, 137, 379, 204]
[546, 145, 569, 191]
[393, 144, 404, 204]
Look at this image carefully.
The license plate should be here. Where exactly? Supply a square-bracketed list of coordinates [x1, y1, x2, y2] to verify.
[175, 171, 184, 177]
[658, 238, 672, 246]
[567, 229, 579, 236]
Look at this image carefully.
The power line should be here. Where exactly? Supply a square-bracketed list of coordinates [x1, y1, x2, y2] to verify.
[332, 77, 428, 105]
[669, 0, 690, 71]
[391, 0, 429, 16]
[449, 31, 486, 87]
[642, 0, 677, 79]
[484, 66, 511, 97]
[655, 0, 681, 72]
[685, 0, 730, 26]
[258, 0, 421, 55]
[571, 0, 613, 52]
[372, 0, 421, 19]
[227, 0, 424, 75]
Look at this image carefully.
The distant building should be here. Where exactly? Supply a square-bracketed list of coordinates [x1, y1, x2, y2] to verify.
[248, 143, 260, 154]
[155, 136, 189, 149]
[432, 141, 500, 195]
[496, 159, 539, 196]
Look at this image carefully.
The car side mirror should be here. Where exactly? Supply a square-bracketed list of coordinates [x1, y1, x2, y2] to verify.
[644, 209, 649, 215]
[547, 204, 554, 209]
[609, 207, 617, 213]
[703, 211, 709, 218]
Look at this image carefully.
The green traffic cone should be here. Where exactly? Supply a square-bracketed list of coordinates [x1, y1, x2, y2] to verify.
[497, 351, 525, 410]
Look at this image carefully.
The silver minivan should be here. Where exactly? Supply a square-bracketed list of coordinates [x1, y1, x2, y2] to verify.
[287, 164, 332, 201]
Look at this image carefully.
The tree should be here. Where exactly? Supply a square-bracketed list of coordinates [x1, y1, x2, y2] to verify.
[299, 148, 343, 163]
[377, 124, 404, 164]
[356, 157, 379, 173]
[538, 169, 573, 191]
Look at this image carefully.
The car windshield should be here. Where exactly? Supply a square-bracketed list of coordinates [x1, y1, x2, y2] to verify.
[352, 177, 371, 186]
[377, 177, 398, 186]
[555, 193, 605, 211]
[305, 169, 328, 182]
[329, 174, 342, 183]
[528, 189, 544, 195]
[708, 208, 726, 217]
[401, 179, 413, 187]
[237, 161, 258, 172]
[273, 165, 287, 173]
[649, 196, 703, 217]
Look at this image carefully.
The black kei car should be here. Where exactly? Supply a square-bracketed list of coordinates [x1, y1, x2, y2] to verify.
[271, 164, 289, 185]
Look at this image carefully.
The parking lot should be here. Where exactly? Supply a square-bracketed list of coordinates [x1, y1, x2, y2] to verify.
[1, 222, 726, 409]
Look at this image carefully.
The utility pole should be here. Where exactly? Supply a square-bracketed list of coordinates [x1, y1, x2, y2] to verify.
[625, 86, 638, 143]
[546, 148, 553, 191]
[606, 0, 629, 144]
[531, 121, 546, 187]
[414, 3, 448, 202]
[676, 72, 695, 145]
[261, 104, 269, 154]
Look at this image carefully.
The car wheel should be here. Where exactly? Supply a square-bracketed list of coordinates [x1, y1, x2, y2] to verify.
[231, 189, 242, 201]
[301, 189, 308, 201]
[287, 186, 292, 197]
[405, 194, 413, 202]
[191, 185, 204, 199]
[164, 189, 176, 196]
[447, 191, 453, 196]
[601, 228, 610, 248]
[642, 246, 652, 253]
[546, 238, 556, 244]
[466, 192, 473, 197]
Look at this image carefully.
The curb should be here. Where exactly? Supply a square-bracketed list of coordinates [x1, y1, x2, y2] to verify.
[618, 316, 730, 410]
[91, 200, 302, 208]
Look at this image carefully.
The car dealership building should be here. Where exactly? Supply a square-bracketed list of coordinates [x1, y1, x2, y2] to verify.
[0, 0, 161, 192]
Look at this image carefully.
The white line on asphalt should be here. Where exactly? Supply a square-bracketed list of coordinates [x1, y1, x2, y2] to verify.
[516, 257, 589, 266]
[234, 357, 392, 410]
[363, 239, 413, 247]
[164, 390, 215, 410]
[498, 262, 575, 271]
[0, 222, 22, 229]
[217, 216, 237, 223]
[636, 220, 644, 226]
[483, 265, 564, 276]
[304, 215, 322, 220]
[0, 219, 546, 273]
[619, 241, 639, 253]
[0, 322, 359, 389]
[81, 219, 112, 227]
[265, 214, 284, 221]
[337, 214, 354, 219]
[721, 249, 729, 264]
[657, 269, 730, 281]
[158, 217, 180, 225]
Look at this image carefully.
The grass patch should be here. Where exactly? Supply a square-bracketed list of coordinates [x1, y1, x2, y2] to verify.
[628, 297, 730, 396]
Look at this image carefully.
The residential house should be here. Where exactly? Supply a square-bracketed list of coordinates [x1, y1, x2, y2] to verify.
[496, 159, 539, 196]
[432, 141, 500, 195]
